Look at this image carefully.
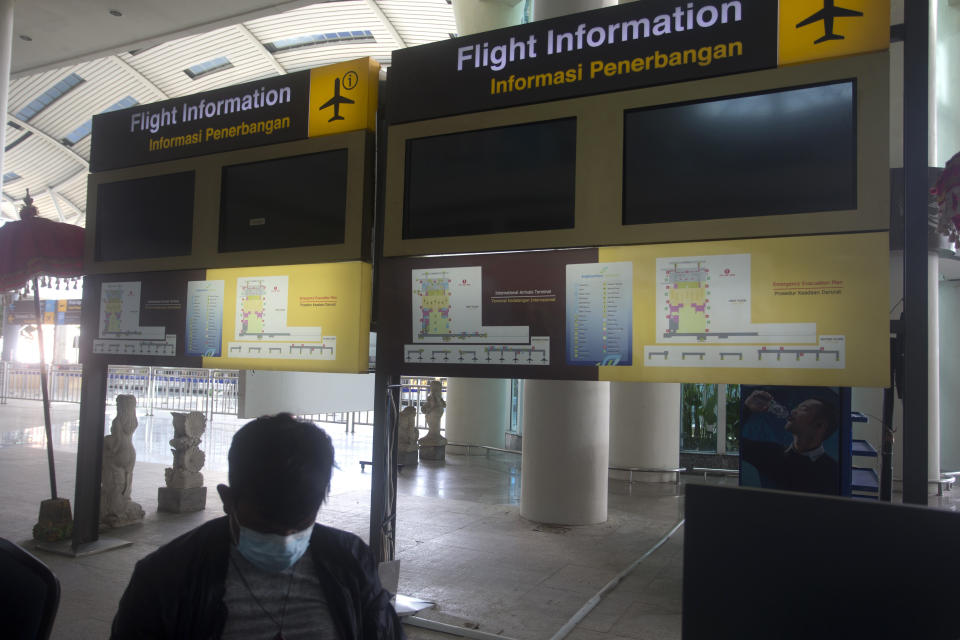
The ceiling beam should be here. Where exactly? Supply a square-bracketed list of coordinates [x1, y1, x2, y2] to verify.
[46, 187, 84, 223]
[109, 55, 170, 101]
[364, 0, 407, 48]
[235, 24, 287, 76]
[47, 189, 67, 222]
[6, 115, 89, 171]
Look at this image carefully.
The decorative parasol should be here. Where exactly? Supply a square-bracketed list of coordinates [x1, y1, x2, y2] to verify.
[0, 190, 84, 540]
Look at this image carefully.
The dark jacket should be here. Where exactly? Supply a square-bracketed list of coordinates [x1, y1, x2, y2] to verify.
[110, 517, 405, 639]
[740, 439, 839, 495]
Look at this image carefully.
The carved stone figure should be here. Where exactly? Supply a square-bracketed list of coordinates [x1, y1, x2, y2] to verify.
[397, 406, 420, 466]
[158, 411, 207, 513]
[100, 395, 145, 528]
[418, 380, 447, 460]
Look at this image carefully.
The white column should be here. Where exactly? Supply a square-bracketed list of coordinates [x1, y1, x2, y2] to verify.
[0, 0, 15, 190]
[520, 380, 609, 525]
[928, 251, 941, 481]
[452, 0, 525, 36]
[609, 382, 680, 483]
[444, 377, 511, 452]
[533, 0, 617, 21]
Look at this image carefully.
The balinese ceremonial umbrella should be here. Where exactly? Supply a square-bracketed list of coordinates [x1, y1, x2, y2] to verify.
[0, 190, 84, 511]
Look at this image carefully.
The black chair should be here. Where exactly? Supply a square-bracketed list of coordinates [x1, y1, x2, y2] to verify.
[0, 537, 61, 640]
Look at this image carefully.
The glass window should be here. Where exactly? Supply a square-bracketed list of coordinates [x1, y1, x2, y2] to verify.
[725, 384, 741, 453]
[681, 383, 718, 453]
[680, 383, 743, 454]
[508, 378, 523, 434]
[184, 56, 233, 79]
[15, 73, 84, 121]
[264, 30, 374, 53]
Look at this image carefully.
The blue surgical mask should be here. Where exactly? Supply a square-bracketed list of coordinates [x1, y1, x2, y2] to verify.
[236, 523, 313, 573]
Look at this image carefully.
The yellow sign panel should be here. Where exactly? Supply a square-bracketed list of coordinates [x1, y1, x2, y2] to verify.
[202, 262, 372, 373]
[307, 57, 379, 137]
[779, 0, 890, 66]
[596, 233, 889, 387]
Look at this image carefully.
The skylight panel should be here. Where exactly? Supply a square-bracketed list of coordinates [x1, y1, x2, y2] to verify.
[264, 30, 375, 53]
[3, 171, 21, 183]
[14, 73, 85, 122]
[62, 96, 138, 146]
[184, 56, 233, 79]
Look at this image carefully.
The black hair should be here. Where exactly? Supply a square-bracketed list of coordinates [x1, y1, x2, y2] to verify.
[809, 399, 839, 440]
[228, 413, 335, 525]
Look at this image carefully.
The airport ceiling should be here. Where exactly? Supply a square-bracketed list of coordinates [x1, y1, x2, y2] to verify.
[0, 0, 456, 225]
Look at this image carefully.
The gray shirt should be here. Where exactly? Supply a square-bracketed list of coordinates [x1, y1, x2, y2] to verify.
[221, 545, 342, 640]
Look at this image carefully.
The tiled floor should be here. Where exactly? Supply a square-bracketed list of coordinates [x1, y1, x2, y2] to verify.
[0, 399, 693, 639]
[6, 398, 954, 639]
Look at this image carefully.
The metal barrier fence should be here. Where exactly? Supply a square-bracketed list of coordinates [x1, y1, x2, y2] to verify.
[0, 366, 438, 428]
[1, 362, 45, 402]
[50, 364, 84, 402]
[0, 362, 239, 421]
[0, 363, 86, 404]
[135, 367, 240, 419]
[106, 366, 150, 402]
[0, 361, 12, 404]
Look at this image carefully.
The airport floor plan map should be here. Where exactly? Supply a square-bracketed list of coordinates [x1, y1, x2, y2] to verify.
[94, 281, 177, 356]
[644, 254, 845, 369]
[228, 275, 335, 360]
[404, 266, 549, 365]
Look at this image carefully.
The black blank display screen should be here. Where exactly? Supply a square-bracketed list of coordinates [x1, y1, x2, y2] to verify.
[623, 81, 856, 224]
[403, 118, 577, 239]
[219, 150, 348, 253]
[96, 171, 195, 261]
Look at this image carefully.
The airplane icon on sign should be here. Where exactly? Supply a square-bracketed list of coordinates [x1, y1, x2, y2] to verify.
[796, 0, 864, 44]
[318, 77, 354, 122]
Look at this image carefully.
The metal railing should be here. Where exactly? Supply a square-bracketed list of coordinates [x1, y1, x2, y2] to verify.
[0, 365, 421, 427]
[1, 362, 48, 402]
[397, 380, 447, 430]
[0, 362, 239, 421]
[0, 361, 10, 404]
[137, 367, 239, 419]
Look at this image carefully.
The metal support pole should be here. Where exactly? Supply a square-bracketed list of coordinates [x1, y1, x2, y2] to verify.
[32, 280, 57, 499]
[902, 0, 930, 505]
[147, 366, 154, 416]
[72, 276, 110, 549]
[72, 357, 108, 548]
[368, 78, 398, 562]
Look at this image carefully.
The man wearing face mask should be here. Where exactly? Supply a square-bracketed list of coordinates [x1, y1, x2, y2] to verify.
[111, 413, 404, 639]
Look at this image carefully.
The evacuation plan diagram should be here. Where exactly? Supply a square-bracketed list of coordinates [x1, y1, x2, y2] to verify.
[643, 254, 845, 369]
[404, 266, 550, 365]
[227, 276, 335, 360]
[94, 281, 177, 356]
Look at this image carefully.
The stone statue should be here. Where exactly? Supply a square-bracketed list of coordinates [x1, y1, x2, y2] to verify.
[397, 406, 420, 466]
[418, 380, 447, 460]
[159, 411, 207, 513]
[100, 395, 145, 528]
